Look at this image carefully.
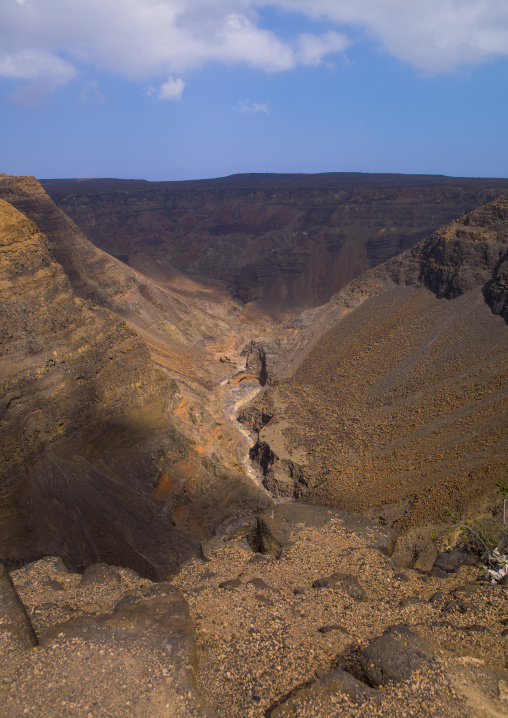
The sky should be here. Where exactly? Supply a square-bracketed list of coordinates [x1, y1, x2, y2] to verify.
[0, 0, 507, 181]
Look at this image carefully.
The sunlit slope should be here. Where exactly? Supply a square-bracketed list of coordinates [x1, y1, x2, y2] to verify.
[246, 195, 508, 530]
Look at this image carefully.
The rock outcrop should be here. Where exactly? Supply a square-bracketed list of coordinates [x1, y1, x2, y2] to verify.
[43, 173, 508, 313]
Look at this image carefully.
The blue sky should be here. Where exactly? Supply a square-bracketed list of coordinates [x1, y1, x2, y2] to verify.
[1, 0, 507, 181]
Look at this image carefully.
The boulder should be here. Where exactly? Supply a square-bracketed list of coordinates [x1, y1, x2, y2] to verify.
[361, 625, 436, 686]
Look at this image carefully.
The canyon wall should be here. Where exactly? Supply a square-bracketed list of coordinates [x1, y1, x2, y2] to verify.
[242, 195, 508, 532]
[0, 187, 269, 577]
[43, 173, 508, 312]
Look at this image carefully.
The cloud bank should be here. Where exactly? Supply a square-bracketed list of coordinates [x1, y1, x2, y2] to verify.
[0, 0, 507, 101]
[264, 0, 508, 74]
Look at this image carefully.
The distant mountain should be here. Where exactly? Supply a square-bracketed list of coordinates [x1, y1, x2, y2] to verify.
[43, 172, 508, 313]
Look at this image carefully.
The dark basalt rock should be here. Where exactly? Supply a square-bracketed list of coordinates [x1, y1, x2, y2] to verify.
[218, 578, 242, 590]
[312, 572, 367, 602]
[255, 504, 396, 560]
[361, 625, 436, 686]
[270, 668, 380, 716]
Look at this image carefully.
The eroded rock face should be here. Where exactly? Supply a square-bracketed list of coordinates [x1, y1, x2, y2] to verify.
[43, 173, 508, 313]
[242, 196, 508, 531]
[0, 199, 200, 576]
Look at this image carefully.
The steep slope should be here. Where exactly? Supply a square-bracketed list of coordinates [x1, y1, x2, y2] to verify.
[0, 174, 273, 554]
[43, 173, 508, 312]
[0, 199, 268, 577]
[241, 195, 508, 532]
[0, 174, 260, 388]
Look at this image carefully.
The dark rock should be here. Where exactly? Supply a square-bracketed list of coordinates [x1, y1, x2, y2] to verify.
[40, 586, 213, 716]
[41, 579, 64, 591]
[256, 515, 293, 559]
[114, 594, 141, 612]
[463, 624, 490, 633]
[429, 567, 449, 579]
[442, 600, 468, 614]
[393, 572, 410, 582]
[255, 504, 396, 559]
[442, 601, 458, 613]
[19, 557, 69, 576]
[199, 571, 217, 580]
[391, 529, 440, 572]
[271, 668, 380, 716]
[0, 564, 38, 650]
[433, 548, 469, 574]
[218, 578, 242, 590]
[312, 573, 367, 602]
[429, 591, 446, 603]
[398, 596, 425, 608]
[223, 525, 256, 542]
[452, 583, 481, 596]
[79, 563, 122, 588]
[361, 625, 435, 686]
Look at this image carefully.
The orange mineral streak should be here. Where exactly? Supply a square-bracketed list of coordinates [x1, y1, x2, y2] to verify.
[192, 442, 211, 456]
[175, 397, 188, 416]
[152, 472, 174, 502]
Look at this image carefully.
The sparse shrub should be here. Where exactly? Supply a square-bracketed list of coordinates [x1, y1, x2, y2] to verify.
[436, 483, 508, 583]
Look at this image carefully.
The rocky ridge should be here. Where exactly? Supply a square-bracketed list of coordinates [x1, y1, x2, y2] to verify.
[0, 198, 202, 576]
[0, 174, 277, 576]
[0, 195, 270, 577]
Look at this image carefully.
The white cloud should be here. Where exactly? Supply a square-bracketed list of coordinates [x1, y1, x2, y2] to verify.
[0, 49, 75, 83]
[0, 0, 506, 103]
[158, 76, 185, 100]
[296, 31, 350, 67]
[0, 48, 76, 104]
[0, 0, 349, 100]
[234, 99, 269, 113]
[258, 0, 508, 73]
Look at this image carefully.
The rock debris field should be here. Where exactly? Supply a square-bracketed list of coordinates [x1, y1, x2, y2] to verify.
[1, 504, 508, 717]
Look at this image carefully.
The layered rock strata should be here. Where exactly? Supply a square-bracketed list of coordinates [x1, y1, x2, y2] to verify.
[0, 199, 204, 576]
[43, 173, 508, 312]
[0, 175, 271, 576]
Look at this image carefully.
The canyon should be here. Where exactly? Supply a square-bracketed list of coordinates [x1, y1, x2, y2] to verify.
[43, 173, 508, 313]
[1, 171, 508, 717]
